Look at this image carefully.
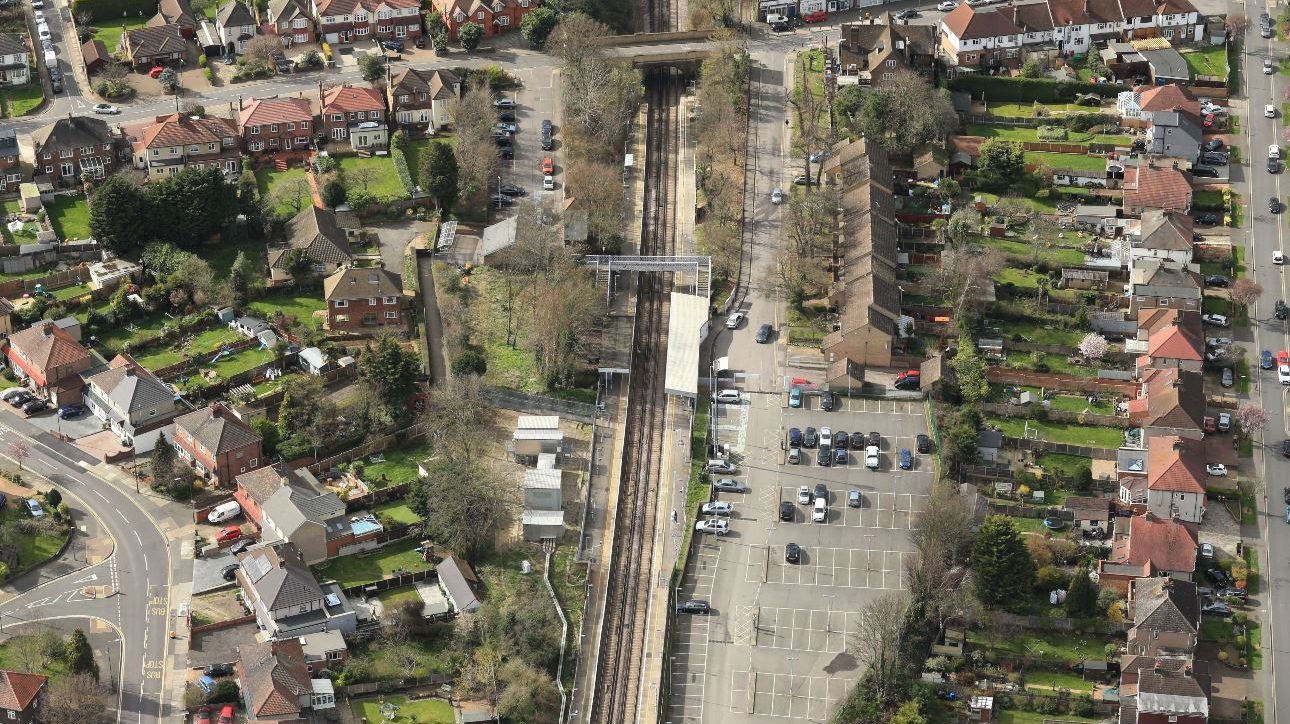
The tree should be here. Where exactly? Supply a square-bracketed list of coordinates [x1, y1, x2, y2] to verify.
[451, 349, 487, 377]
[890, 699, 926, 724]
[566, 158, 629, 241]
[41, 673, 111, 724]
[972, 515, 1037, 611]
[277, 375, 326, 439]
[358, 53, 385, 82]
[228, 250, 264, 304]
[949, 343, 989, 404]
[1077, 332, 1109, 361]
[424, 9, 447, 36]
[418, 140, 460, 213]
[1020, 59, 1043, 78]
[242, 34, 285, 66]
[151, 432, 178, 487]
[977, 139, 1026, 188]
[497, 660, 561, 722]
[7, 439, 27, 472]
[848, 593, 909, 705]
[346, 164, 377, 191]
[943, 407, 982, 477]
[145, 166, 239, 249]
[459, 21, 484, 50]
[521, 6, 559, 47]
[63, 629, 98, 681]
[842, 70, 959, 154]
[156, 67, 179, 93]
[1235, 401, 1270, 432]
[320, 179, 347, 208]
[450, 79, 503, 206]
[1065, 564, 1099, 618]
[422, 375, 497, 463]
[1231, 277, 1263, 312]
[269, 177, 311, 216]
[945, 208, 980, 246]
[409, 456, 517, 558]
[358, 334, 421, 417]
[1225, 12, 1248, 35]
[45, 487, 61, 509]
[911, 483, 975, 568]
[937, 246, 1003, 318]
[550, 14, 641, 155]
[89, 176, 150, 255]
[434, 32, 448, 53]
[9, 634, 49, 673]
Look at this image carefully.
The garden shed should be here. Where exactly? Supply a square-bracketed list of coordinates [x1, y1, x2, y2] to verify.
[1061, 268, 1109, 290]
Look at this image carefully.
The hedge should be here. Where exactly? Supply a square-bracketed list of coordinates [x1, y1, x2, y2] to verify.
[948, 75, 1129, 103]
[392, 143, 416, 195]
[71, 0, 154, 21]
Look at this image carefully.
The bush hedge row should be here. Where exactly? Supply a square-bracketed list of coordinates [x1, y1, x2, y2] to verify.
[949, 75, 1129, 103]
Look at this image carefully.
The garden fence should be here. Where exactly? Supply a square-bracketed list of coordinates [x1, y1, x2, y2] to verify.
[482, 386, 596, 424]
[304, 424, 428, 475]
[990, 611, 1130, 634]
[1003, 435, 1119, 460]
[0, 263, 91, 299]
[337, 674, 452, 698]
[981, 403, 1130, 429]
[339, 568, 436, 600]
[986, 501, 1071, 520]
[986, 367, 1138, 395]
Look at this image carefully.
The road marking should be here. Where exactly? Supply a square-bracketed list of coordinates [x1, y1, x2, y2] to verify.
[133, 530, 141, 546]
[92, 490, 108, 502]
[72, 573, 98, 584]
[730, 670, 855, 718]
[749, 546, 912, 589]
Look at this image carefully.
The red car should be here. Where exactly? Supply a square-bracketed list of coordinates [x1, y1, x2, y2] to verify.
[1203, 113, 1215, 128]
[215, 525, 242, 544]
[1279, 350, 1289, 367]
[196, 707, 212, 724]
[541, 156, 554, 175]
[217, 705, 235, 724]
[1203, 416, 1216, 434]
[148, 66, 166, 78]
[802, 10, 827, 22]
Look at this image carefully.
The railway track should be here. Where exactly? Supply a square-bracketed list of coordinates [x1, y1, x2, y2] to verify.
[588, 68, 680, 724]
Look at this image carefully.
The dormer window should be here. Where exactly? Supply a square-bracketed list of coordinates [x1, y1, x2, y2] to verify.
[454, 11, 464, 21]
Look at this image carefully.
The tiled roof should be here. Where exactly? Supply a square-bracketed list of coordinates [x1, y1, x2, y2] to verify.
[266, 0, 310, 24]
[1137, 308, 1201, 338]
[175, 403, 261, 456]
[81, 38, 110, 64]
[32, 116, 115, 153]
[1137, 209, 1194, 252]
[238, 638, 310, 718]
[1135, 84, 1201, 116]
[323, 266, 403, 300]
[216, 0, 256, 27]
[237, 542, 324, 611]
[155, 0, 196, 26]
[941, 4, 1021, 40]
[1132, 577, 1199, 635]
[390, 67, 459, 100]
[238, 96, 314, 129]
[1048, 0, 1124, 26]
[1141, 367, 1205, 430]
[8, 322, 89, 373]
[1147, 435, 1206, 494]
[126, 23, 187, 58]
[1133, 259, 1202, 295]
[317, 0, 417, 15]
[132, 113, 238, 152]
[1137, 671, 1209, 715]
[1006, 2, 1053, 31]
[1118, 513, 1198, 573]
[272, 206, 353, 269]
[0, 670, 46, 712]
[321, 84, 385, 114]
[1147, 323, 1202, 362]
[1063, 496, 1110, 521]
[235, 462, 299, 507]
[0, 34, 25, 57]
[1125, 165, 1193, 212]
[261, 485, 345, 535]
[84, 353, 174, 415]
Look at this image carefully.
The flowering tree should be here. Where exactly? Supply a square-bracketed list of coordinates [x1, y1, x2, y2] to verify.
[1078, 333, 1109, 361]
[1235, 402, 1270, 433]
[1230, 277, 1264, 313]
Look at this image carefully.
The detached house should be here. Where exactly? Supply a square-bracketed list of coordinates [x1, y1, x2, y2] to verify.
[129, 112, 241, 179]
[319, 84, 387, 150]
[0, 34, 30, 86]
[322, 267, 407, 333]
[261, 0, 315, 45]
[1119, 435, 1207, 521]
[1118, 84, 1201, 123]
[173, 403, 264, 485]
[237, 638, 337, 720]
[123, 24, 188, 68]
[237, 96, 314, 154]
[837, 17, 937, 82]
[150, 0, 198, 36]
[216, 1, 258, 55]
[268, 206, 356, 285]
[0, 670, 47, 724]
[431, 0, 540, 40]
[311, 0, 422, 44]
[82, 353, 178, 445]
[4, 321, 91, 405]
[388, 67, 459, 137]
[235, 542, 358, 639]
[21, 115, 122, 187]
[1145, 109, 1202, 161]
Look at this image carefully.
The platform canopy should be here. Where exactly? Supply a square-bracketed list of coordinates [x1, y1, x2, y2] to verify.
[665, 292, 710, 398]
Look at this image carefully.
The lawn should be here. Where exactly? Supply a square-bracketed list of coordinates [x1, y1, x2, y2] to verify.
[987, 416, 1126, 448]
[0, 635, 69, 682]
[969, 627, 1118, 666]
[999, 320, 1086, 348]
[1, 83, 45, 118]
[375, 585, 422, 608]
[976, 192, 1058, 214]
[132, 325, 242, 372]
[208, 239, 266, 278]
[1025, 668, 1097, 693]
[86, 311, 169, 355]
[254, 167, 312, 218]
[792, 49, 830, 140]
[338, 155, 409, 204]
[352, 695, 453, 724]
[1025, 150, 1110, 172]
[1183, 45, 1228, 80]
[88, 16, 149, 55]
[1003, 351, 1099, 377]
[360, 440, 431, 489]
[965, 124, 1132, 146]
[1036, 452, 1093, 480]
[403, 138, 451, 179]
[18, 532, 66, 575]
[313, 538, 431, 588]
[45, 195, 91, 241]
[209, 346, 275, 379]
[996, 710, 1102, 724]
[985, 102, 1087, 117]
[1193, 189, 1226, 210]
[977, 233, 1088, 266]
[1047, 393, 1116, 415]
[372, 500, 423, 525]
[50, 283, 90, 302]
[246, 294, 326, 329]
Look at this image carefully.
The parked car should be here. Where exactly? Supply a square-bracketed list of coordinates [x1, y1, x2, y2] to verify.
[216, 526, 243, 544]
[676, 600, 711, 614]
[220, 563, 240, 581]
[1205, 568, 1231, 587]
[819, 391, 834, 411]
[1206, 463, 1228, 476]
[711, 477, 744, 491]
[1192, 166, 1219, 178]
[834, 430, 849, 449]
[490, 193, 514, 208]
[811, 497, 827, 522]
[228, 539, 252, 555]
[499, 146, 514, 160]
[803, 427, 817, 448]
[785, 542, 802, 562]
[1202, 601, 1233, 617]
[893, 8, 918, 18]
[798, 486, 812, 504]
[788, 386, 802, 408]
[1203, 415, 1217, 434]
[1203, 113, 1216, 128]
[770, 188, 784, 204]
[867, 431, 882, 448]
[848, 490, 862, 508]
[787, 447, 800, 464]
[21, 399, 47, 414]
[802, 10, 827, 21]
[1263, 350, 1275, 369]
[712, 389, 741, 404]
[1200, 152, 1228, 166]
[493, 98, 517, 109]
[695, 518, 730, 535]
[792, 174, 809, 186]
[899, 448, 912, 470]
[813, 483, 828, 501]
[725, 311, 745, 329]
[196, 706, 213, 724]
[1195, 212, 1220, 225]
[1205, 274, 1230, 287]
[1202, 313, 1229, 326]
[1204, 138, 1225, 152]
[57, 404, 84, 419]
[543, 175, 555, 191]
[817, 447, 832, 467]
[780, 501, 795, 521]
[495, 121, 518, 134]
[24, 499, 43, 518]
[5, 392, 32, 407]
[0, 388, 26, 402]
[1200, 542, 1214, 559]
[1218, 587, 1248, 601]
[834, 446, 847, 465]
[755, 323, 773, 343]
[1217, 412, 1232, 432]
[788, 427, 802, 448]
[937, 0, 957, 8]
[701, 501, 733, 517]
[819, 427, 833, 448]
[500, 183, 525, 196]
[865, 445, 880, 469]
[706, 459, 736, 474]
[894, 375, 920, 391]
[1223, 367, 1235, 387]
[541, 156, 554, 174]
[916, 433, 932, 454]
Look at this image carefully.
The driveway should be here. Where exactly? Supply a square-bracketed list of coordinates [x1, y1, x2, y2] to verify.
[371, 219, 431, 275]
[189, 620, 258, 668]
[22, 408, 104, 440]
[193, 551, 239, 595]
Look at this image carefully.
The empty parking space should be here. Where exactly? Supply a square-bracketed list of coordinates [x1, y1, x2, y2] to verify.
[746, 545, 912, 589]
[730, 671, 855, 719]
[669, 545, 720, 724]
[753, 606, 862, 652]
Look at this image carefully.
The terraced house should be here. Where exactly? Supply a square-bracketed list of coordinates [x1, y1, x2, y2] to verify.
[237, 95, 314, 154]
[129, 112, 241, 179]
[0, 131, 20, 192]
[311, 0, 422, 43]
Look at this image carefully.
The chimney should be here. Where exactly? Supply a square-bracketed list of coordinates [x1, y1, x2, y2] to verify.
[1083, 0, 1090, 13]
[211, 404, 222, 418]
[124, 366, 135, 377]
[41, 322, 53, 336]
[1172, 438, 1182, 450]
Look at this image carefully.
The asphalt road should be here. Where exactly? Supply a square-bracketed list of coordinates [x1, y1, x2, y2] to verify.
[0, 413, 179, 723]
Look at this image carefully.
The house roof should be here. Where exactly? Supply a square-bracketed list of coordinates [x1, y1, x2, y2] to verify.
[261, 484, 345, 537]
[299, 347, 328, 369]
[1119, 513, 1198, 573]
[1147, 435, 1207, 495]
[81, 38, 110, 65]
[238, 638, 310, 718]
[1140, 367, 1205, 430]
[216, 0, 256, 27]
[84, 353, 174, 415]
[1063, 496, 1110, 521]
[1005, 2, 1054, 32]
[237, 542, 324, 611]
[322, 84, 385, 114]
[437, 555, 482, 612]
[131, 112, 239, 152]
[266, 0, 310, 24]
[322, 266, 402, 300]
[1132, 577, 1199, 635]
[271, 206, 353, 269]
[316, 0, 418, 16]
[1131, 258, 1202, 296]
[979, 430, 1003, 449]
[155, 0, 196, 26]
[174, 403, 261, 456]
[0, 34, 25, 57]
[940, 4, 1021, 40]
[1125, 165, 1193, 212]
[238, 96, 314, 129]
[0, 670, 46, 712]
[1137, 308, 1202, 339]
[390, 67, 459, 100]
[127, 23, 188, 58]
[7, 321, 89, 373]
[1146, 322, 1203, 362]
[1141, 48, 1191, 80]
[236, 462, 306, 508]
[32, 116, 115, 153]
[1137, 671, 1209, 716]
[1137, 209, 1194, 253]
[1135, 84, 1201, 116]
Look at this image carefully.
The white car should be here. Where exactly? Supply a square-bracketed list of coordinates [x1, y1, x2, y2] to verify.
[543, 175, 555, 191]
[701, 501, 733, 516]
[819, 426, 833, 448]
[1201, 101, 1224, 114]
[92, 103, 119, 115]
[798, 486, 812, 504]
[1267, 59, 1276, 74]
[1277, 250, 1286, 265]
[24, 499, 43, 518]
[1279, 364, 1290, 385]
[711, 388, 742, 404]
[865, 445, 880, 469]
[937, 1, 957, 9]
[1272, 144, 1283, 160]
[812, 497, 827, 522]
[695, 518, 730, 535]
[33, 10, 44, 22]
[787, 447, 801, 464]
[770, 188, 784, 204]
[1268, 104, 1278, 118]
[1206, 463, 1228, 477]
[725, 311, 745, 329]
[1201, 314, 1229, 327]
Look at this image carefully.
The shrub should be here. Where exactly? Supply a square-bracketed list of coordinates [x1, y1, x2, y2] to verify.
[315, 155, 339, 174]
[392, 142, 415, 194]
[347, 189, 377, 209]
[203, 67, 214, 82]
[298, 49, 323, 69]
[207, 679, 240, 703]
[1037, 125, 1068, 141]
[1218, 650, 1230, 663]
[1073, 699, 1097, 718]
[950, 75, 1128, 103]
[198, 54, 207, 67]
[451, 349, 487, 377]
[1235, 634, 1248, 648]
[1037, 565, 1068, 590]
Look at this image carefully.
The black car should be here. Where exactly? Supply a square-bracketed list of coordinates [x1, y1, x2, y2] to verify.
[784, 542, 801, 563]
[676, 600, 711, 614]
[499, 146, 514, 160]
[813, 483, 828, 501]
[490, 194, 514, 208]
[220, 564, 239, 582]
[1284, 486, 1290, 504]
[779, 501, 794, 522]
[894, 376, 920, 391]
[21, 399, 47, 414]
[1202, 601, 1233, 617]
[834, 430, 849, 449]
[1200, 152, 1228, 166]
[817, 447, 832, 466]
[916, 433, 931, 454]
[1271, 158, 1282, 174]
[893, 8, 918, 18]
[803, 427, 818, 448]
[1273, 197, 1283, 214]
[1204, 138, 1225, 152]
[1277, 300, 1289, 320]
[867, 431, 882, 448]
[205, 662, 235, 677]
[770, 21, 791, 31]
[414, 34, 426, 48]
[494, 135, 512, 147]
[500, 184, 525, 196]
[498, 112, 516, 122]
[1195, 212, 1219, 225]
[6, 394, 31, 408]
[228, 539, 252, 555]
[755, 323, 773, 344]
[819, 391, 834, 411]
[1283, 439, 1290, 457]
[1205, 568, 1231, 588]
[381, 39, 405, 51]
[1205, 275, 1230, 287]
[1191, 166, 1219, 178]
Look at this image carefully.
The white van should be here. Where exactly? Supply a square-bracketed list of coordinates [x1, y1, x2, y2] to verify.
[207, 500, 242, 524]
[812, 497, 827, 522]
[766, 13, 788, 23]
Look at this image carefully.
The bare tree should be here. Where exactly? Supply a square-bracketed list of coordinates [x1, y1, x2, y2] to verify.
[549, 15, 641, 155]
[1231, 277, 1263, 314]
[528, 256, 604, 387]
[450, 80, 501, 207]
[422, 375, 497, 464]
[848, 592, 909, 705]
[242, 35, 285, 66]
[937, 246, 1004, 316]
[909, 483, 975, 568]
[40, 674, 112, 724]
[1225, 12, 1248, 35]
[8, 440, 28, 472]
[345, 165, 377, 191]
[9, 635, 48, 673]
[788, 59, 831, 185]
[565, 158, 626, 243]
[784, 186, 838, 258]
[269, 177, 311, 215]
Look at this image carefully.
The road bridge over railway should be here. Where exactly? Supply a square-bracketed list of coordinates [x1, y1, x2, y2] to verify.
[597, 31, 718, 66]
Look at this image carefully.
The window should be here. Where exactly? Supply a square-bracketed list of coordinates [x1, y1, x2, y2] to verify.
[454, 10, 465, 20]
[301, 121, 310, 130]
[250, 125, 260, 134]
[355, 11, 367, 20]
[249, 142, 263, 151]
[59, 149, 71, 158]
[368, 297, 377, 305]
[378, 8, 391, 17]
[385, 311, 398, 319]
[369, 111, 380, 119]
[332, 113, 344, 121]
[885, 59, 895, 67]
[497, 15, 508, 25]
[399, 94, 410, 103]
[102, 143, 112, 150]
[1163, 28, 1173, 38]
[327, 650, 342, 660]
[355, 25, 368, 34]
[61, 163, 73, 176]
[8, 709, 16, 719]
[287, 122, 295, 130]
[249, 458, 257, 467]
[355, 111, 365, 120]
[384, 296, 397, 304]
[313, 263, 327, 273]
[151, 149, 160, 156]
[882, 72, 893, 80]
[270, 124, 279, 132]
[323, 14, 335, 22]
[207, 143, 216, 151]
[269, 138, 279, 147]
[42, 152, 50, 160]
[335, 300, 349, 308]
[477, 10, 484, 18]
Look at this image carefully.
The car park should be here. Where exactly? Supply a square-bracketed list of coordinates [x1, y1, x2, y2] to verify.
[695, 518, 730, 535]
[712, 476, 744, 491]
[725, 311, 745, 329]
[865, 445, 880, 469]
[706, 459, 736, 474]
[780, 501, 794, 521]
[1263, 350, 1275, 369]
[755, 324, 773, 343]
[1202, 314, 1229, 326]
[701, 501, 733, 516]
[784, 542, 801, 562]
[1206, 463, 1227, 476]
[788, 386, 802, 408]
[803, 426, 817, 447]
[811, 498, 827, 522]
[676, 600, 711, 614]
[712, 389, 741, 404]
[899, 448, 912, 470]
[916, 433, 931, 453]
